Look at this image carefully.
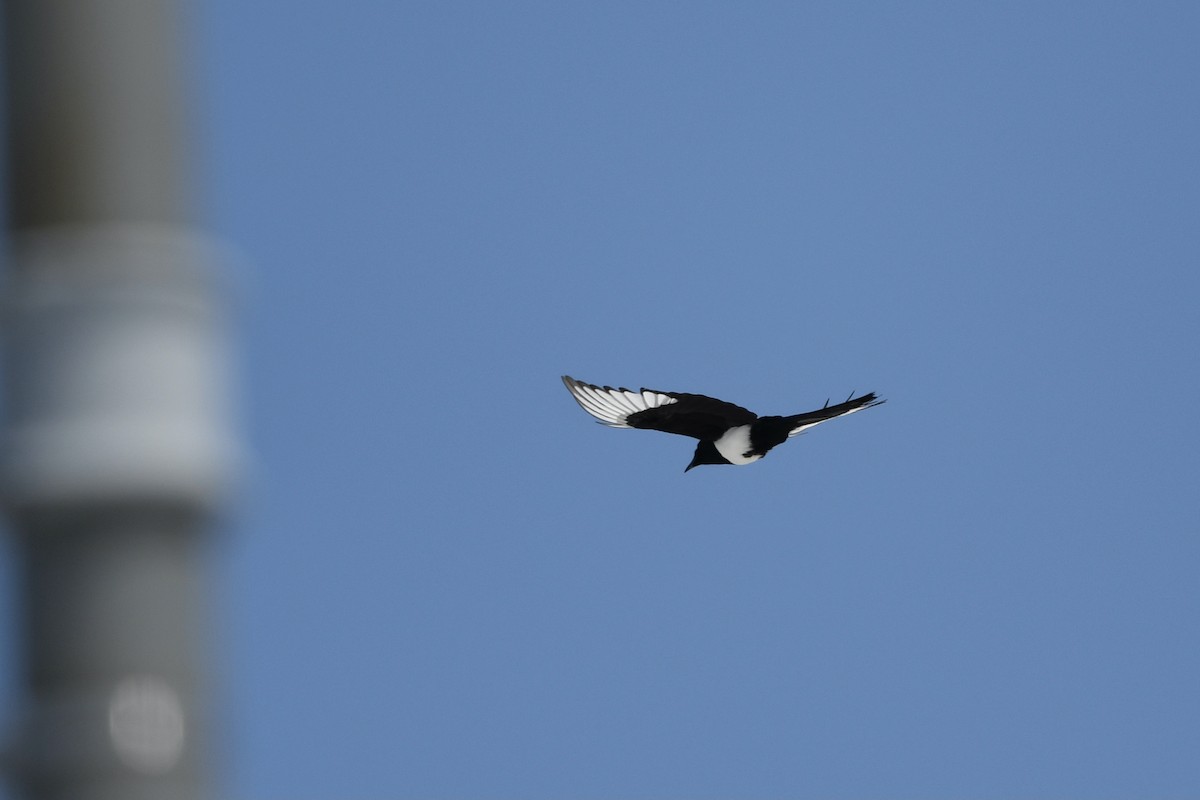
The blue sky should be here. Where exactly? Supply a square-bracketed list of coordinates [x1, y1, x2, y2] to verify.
[10, 3, 1199, 798]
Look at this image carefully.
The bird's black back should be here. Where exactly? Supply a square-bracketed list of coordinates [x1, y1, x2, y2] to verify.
[625, 391, 757, 441]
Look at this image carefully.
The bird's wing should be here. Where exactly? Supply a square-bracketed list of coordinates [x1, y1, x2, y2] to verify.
[562, 376, 756, 440]
[561, 376, 678, 428]
[786, 392, 885, 437]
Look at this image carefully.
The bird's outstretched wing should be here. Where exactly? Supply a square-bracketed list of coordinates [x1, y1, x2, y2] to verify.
[562, 376, 757, 441]
[785, 392, 885, 437]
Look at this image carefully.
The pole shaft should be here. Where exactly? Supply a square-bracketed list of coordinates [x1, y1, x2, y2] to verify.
[3, 1, 191, 230]
[2, 3, 234, 798]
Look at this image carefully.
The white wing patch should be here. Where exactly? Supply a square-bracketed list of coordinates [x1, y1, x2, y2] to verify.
[563, 377, 678, 428]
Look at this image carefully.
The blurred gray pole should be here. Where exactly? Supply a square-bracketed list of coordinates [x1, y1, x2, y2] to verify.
[1, 3, 237, 799]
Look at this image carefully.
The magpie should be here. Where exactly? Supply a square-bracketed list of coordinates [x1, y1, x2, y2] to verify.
[562, 375, 884, 471]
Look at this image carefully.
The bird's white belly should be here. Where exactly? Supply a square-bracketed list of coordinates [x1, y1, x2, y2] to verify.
[713, 425, 762, 465]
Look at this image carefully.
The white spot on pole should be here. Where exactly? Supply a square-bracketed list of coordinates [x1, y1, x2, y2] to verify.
[107, 676, 186, 774]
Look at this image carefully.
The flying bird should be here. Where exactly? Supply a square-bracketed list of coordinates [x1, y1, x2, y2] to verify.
[562, 375, 884, 471]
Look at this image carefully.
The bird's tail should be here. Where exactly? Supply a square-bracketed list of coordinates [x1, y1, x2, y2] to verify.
[785, 392, 884, 437]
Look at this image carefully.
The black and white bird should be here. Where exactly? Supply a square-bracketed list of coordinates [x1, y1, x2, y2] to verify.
[562, 375, 884, 471]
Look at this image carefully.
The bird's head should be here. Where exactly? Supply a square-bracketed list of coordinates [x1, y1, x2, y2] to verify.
[685, 440, 731, 472]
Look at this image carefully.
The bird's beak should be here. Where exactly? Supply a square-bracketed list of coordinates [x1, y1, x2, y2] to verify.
[684, 459, 699, 472]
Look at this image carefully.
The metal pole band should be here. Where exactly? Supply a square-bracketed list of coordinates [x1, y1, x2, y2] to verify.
[1, 223, 240, 516]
